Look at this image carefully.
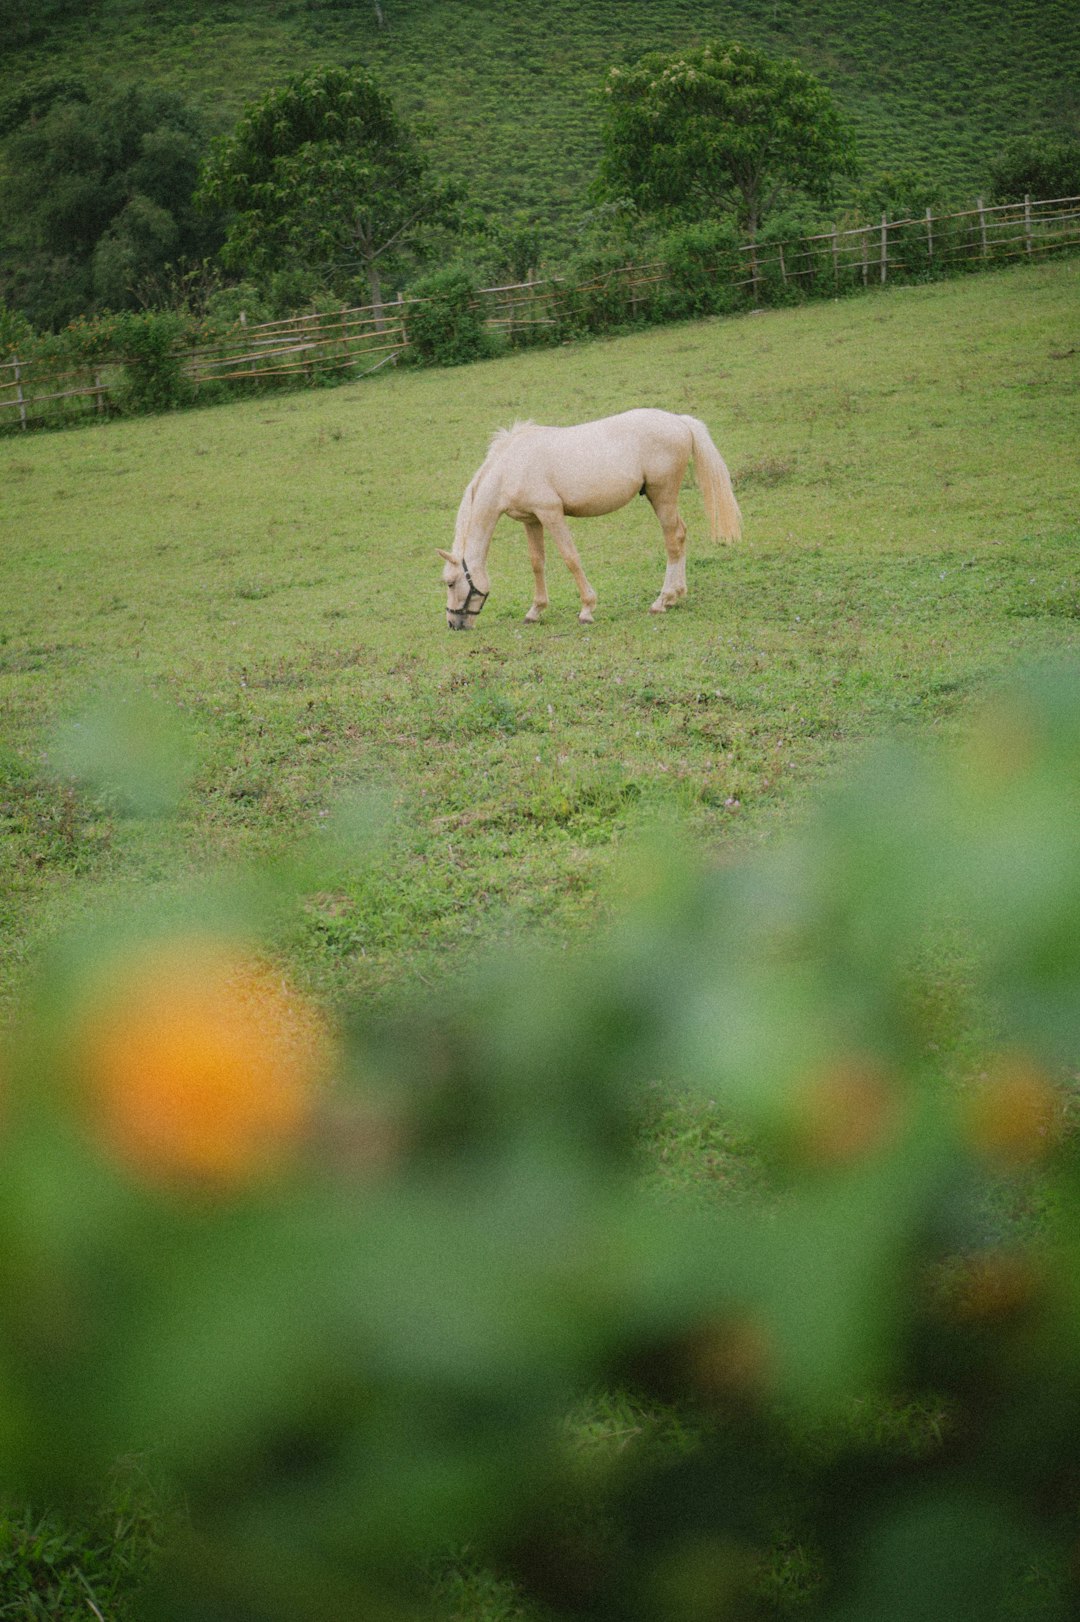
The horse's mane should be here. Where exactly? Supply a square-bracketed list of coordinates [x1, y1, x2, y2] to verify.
[488, 419, 536, 455]
[453, 421, 539, 554]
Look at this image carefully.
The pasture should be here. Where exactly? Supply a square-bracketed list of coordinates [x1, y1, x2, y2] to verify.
[2, 260, 1078, 1021]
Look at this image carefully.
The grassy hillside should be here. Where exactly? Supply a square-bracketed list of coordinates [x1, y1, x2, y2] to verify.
[0, 259, 1077, 1018]
[3, 0, 1078, 248]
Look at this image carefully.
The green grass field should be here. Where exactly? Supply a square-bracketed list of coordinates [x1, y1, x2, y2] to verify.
[2, 258, 1078, 1023]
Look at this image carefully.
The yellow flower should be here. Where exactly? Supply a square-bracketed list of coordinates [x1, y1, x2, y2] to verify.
[78, 937, 333, 1190]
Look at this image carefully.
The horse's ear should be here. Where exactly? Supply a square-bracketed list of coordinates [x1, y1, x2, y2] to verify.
[436, 548, 455, 564]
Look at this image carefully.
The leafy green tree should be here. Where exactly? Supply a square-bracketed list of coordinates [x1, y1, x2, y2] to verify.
[1, 85, 219, 329]
[195, 66, 462, 323]
[598, 40, 858, 240]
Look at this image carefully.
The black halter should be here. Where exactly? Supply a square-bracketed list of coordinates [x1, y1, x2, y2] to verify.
[458, 556, 489, 619]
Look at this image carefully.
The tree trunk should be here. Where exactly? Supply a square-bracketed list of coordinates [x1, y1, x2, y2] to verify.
[366, 253, 387, 333]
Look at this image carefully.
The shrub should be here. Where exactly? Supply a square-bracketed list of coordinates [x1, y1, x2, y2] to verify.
[112, 310, 193, 414]
[557, 243, 666, 337]
[8, 667, 1080, 1614]
[659, 220, 744, 318]
[988, 135, 1080, 204]
[0, 302, 33, 356]
[403, 264, 493, 366]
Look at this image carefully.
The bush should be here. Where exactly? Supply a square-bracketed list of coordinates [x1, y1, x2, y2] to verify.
[0, 302, 33, 355]
[404, 264, 493, 365]
[113, 310, 193, 414]
[556, 243, 667, 337]
[988, 135, 1080, 204]
[660, 220, 744, 318]
[8, 667, 1080, 1614]
[858, 166, 947, 221]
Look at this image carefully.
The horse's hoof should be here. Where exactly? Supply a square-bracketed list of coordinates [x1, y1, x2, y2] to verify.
[649, 600, 667, 614]
[524, 609, 544, 623]
[578, 609, 594, 625]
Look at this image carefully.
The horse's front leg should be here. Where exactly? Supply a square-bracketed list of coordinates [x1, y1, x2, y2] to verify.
[539, 508, 598, 624]
[523, 517, 548, 623]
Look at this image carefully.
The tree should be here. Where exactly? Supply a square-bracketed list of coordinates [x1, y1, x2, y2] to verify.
[598, 40, 858, 240]
[195, 65, 461, 323]
[1, 84, 219, 328]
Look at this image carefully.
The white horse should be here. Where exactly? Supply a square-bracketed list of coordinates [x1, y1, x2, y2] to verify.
[438, 407, 741, 629]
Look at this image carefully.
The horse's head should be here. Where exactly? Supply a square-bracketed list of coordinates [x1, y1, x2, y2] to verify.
[438, 549, 489, 631]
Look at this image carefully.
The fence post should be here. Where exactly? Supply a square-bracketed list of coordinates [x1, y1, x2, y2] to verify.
[926, 207, 934, 270]
[1024, 194, 1033, 258]
[861, 228, 869, 287]
[978, 197, 988, 260]
[880, 213, 889, 284]
[832, 225, 839, 287]
[13, 354, 27, 430]
[778, 242, 787, 286]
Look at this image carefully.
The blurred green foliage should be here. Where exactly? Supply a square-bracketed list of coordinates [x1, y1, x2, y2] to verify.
[6, 664, 1080, 1617]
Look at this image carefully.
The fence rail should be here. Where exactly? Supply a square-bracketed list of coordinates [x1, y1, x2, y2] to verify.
[3, 194, 1077, 430]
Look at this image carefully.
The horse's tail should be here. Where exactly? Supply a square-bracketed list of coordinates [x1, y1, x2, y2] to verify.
[682, 415, 741, 543]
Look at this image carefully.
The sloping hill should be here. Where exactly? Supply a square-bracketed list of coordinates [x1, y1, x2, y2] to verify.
[2, 0, 1077, 239]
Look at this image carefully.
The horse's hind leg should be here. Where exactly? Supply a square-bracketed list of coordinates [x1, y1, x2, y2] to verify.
[540, 508, 598, 624]
[646, 487, 688, 613]
[523, 517, 549, 623]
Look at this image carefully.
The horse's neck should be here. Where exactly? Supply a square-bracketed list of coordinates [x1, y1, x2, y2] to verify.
[456, 470, 501, 570]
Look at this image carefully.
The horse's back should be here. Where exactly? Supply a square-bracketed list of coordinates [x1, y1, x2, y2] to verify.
[489, 409, 693, 518]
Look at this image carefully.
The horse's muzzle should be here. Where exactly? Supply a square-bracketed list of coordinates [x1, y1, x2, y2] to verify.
[447, 614, 470, 631]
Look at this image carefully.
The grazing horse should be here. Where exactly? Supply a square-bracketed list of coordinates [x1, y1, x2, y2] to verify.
[438, 407, 741, 629]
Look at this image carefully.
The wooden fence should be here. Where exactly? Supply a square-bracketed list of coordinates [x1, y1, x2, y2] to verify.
[2, 194, 1077, 430]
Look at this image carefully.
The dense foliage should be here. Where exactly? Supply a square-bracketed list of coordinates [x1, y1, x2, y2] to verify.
[403, 264, 493, 366]
[0, 0, 1076, 333]
[988, 135, 1080, 204]
[598, 41, 859, 235]
[195, 65, 462, 317]
[0, 83, 222, 330]
[4, 0, 1075, 244]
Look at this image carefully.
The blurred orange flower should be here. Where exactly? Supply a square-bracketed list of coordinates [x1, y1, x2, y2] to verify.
[789, 1054, 898, 1167]
[963, 1052, 1060, 1166]
[78, 937, 334, 1189]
